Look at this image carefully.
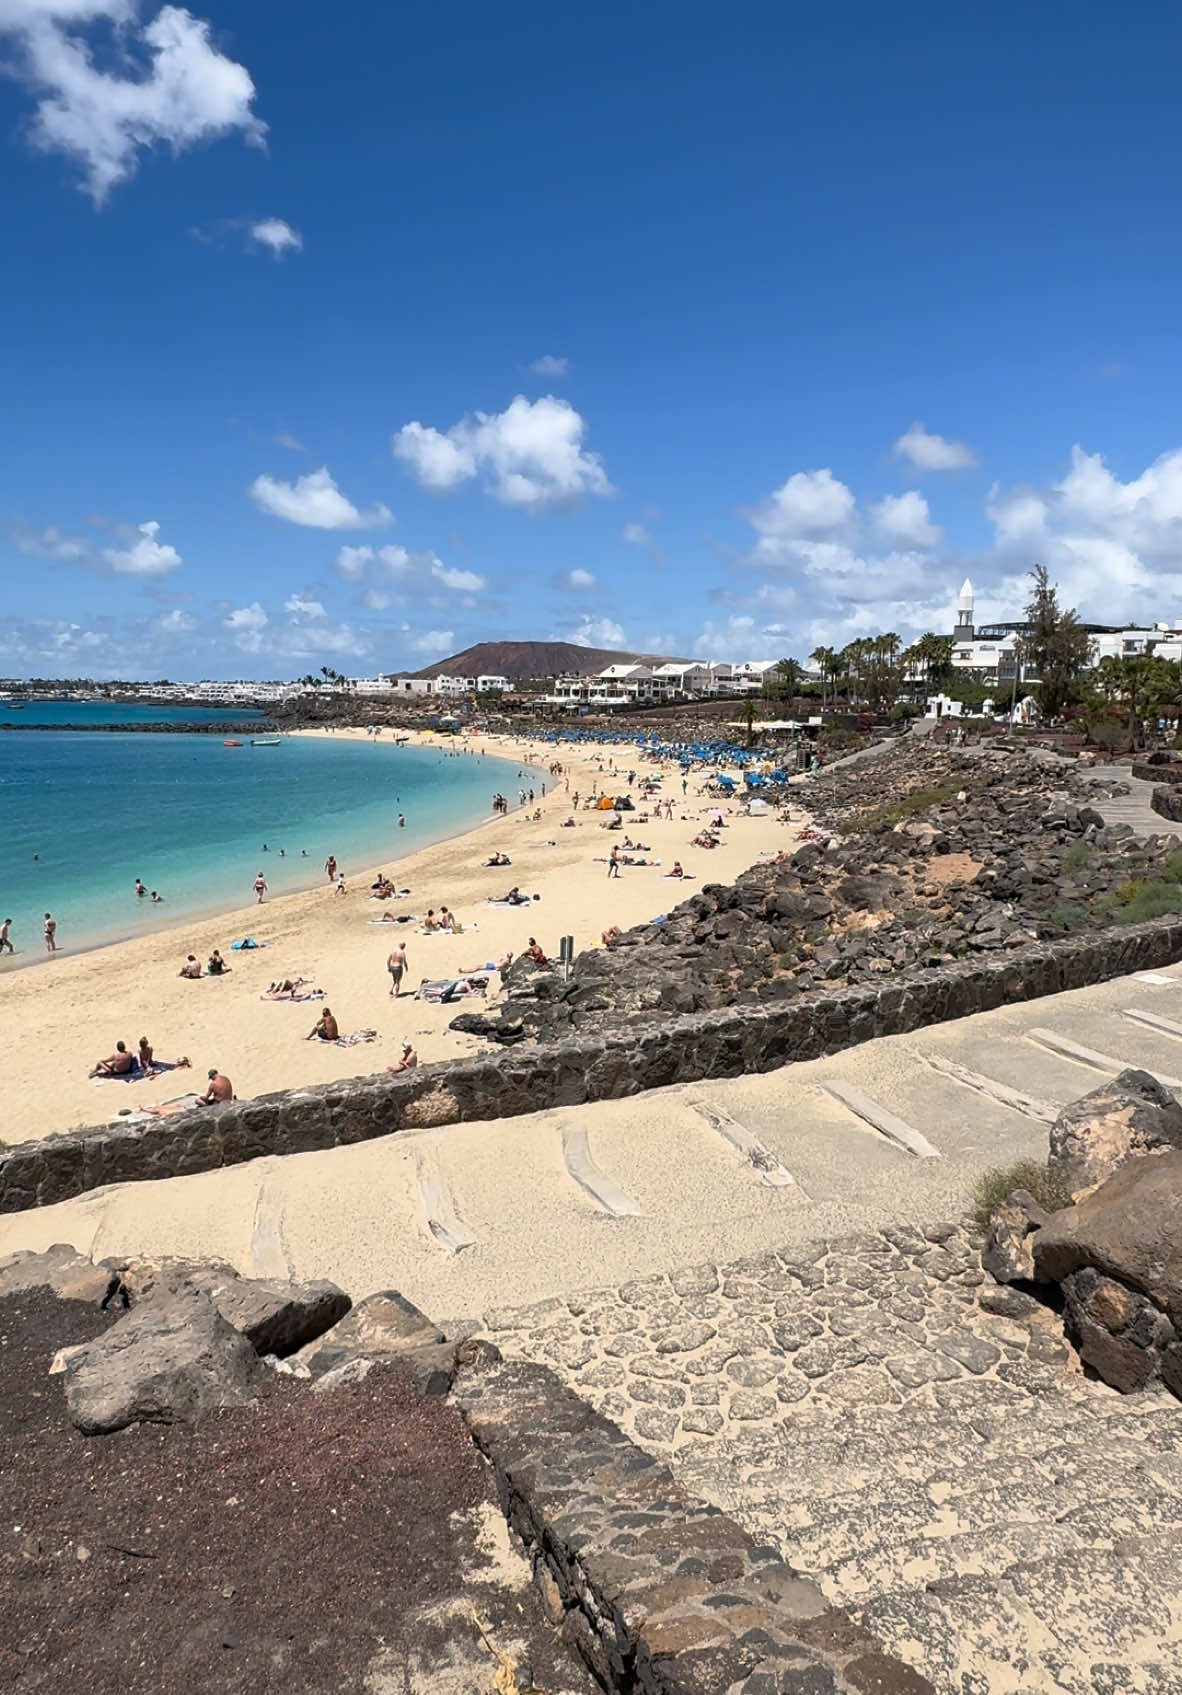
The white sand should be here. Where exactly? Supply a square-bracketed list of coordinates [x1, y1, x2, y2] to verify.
[1, 727, 801, 1144]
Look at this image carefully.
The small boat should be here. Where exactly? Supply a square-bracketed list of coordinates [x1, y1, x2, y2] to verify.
[223, 739, 243, 748]
[251, 737, 281, 747]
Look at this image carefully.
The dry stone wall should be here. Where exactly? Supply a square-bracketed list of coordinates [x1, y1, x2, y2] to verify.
[5, 915, 1182, 1214]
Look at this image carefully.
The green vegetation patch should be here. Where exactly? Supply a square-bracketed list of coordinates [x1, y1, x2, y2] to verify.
[970, 1161, 1075, 1235]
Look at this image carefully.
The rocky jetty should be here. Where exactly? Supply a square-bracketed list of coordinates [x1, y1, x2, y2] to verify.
[457, 738, 1182, 1046]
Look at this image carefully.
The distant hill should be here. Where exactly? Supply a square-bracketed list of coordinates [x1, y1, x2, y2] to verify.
[413, 640, 687, 682]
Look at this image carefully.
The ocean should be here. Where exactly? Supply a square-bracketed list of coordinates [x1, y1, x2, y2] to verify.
[0, 722, 537, 963]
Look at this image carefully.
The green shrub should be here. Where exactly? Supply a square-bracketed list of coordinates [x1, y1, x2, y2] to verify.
[970, 1161, 1075, 1235]
[1047, 901, 1090, 934]
[1060, 842, 1096, 873]
[1114, 882, 1182, 924]
[859, 782, 963, 832]
[1163, 850, 1182, 883]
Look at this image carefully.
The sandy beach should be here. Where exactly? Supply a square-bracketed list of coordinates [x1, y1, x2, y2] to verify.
[1, 727, 801, 1145]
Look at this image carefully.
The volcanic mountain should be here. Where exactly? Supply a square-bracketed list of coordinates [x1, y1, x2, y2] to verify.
[413, 640, 687, 682]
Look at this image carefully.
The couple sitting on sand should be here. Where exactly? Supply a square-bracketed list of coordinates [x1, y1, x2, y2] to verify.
[90, 1038, 191, 1080]
[179, 950, 228, 978]
[422, 907, 460, 933]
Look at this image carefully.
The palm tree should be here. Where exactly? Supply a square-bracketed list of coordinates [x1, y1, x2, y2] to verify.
[810, 645, 836, 712]
[740, 697, 758, 747]
[776, 656, 802, 701]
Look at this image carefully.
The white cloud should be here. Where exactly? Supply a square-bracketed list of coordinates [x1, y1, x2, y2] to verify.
[622, 522, 650, 546]
[530, 354, 569, 377]
[274, 431, 304, 451]
[872, 490, 941, 548]
[157, 607, 196, 633]
[893, 422, 977, 472]
[250, 217, 301, 257]
[250, 467, 391, 530]
[432, 563, 485, 593]
[333, 542, 485, 607]
[692, 614, 787, 661]
[984, 485, 1046, 548]
[565, 567, 597, 590]
[284, 593, 325, 618]
[224, 601, 267, 653]
[393, 394, 612, 509]
[749, 469, 855, 565]
[0, 2, 266, 203]
[570, 614, 627, 648]
[101, 518, 182, 575]
[11, 521, 88, 559]
[403, 625, 454, 656]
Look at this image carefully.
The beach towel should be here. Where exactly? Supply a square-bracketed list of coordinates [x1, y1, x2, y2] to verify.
[367, 915, 418, 926]
[231, 937, 265, 951]
[148, 1093, 202, 1117]
[92, 1063, 146, 1083]
[486, 897, 534, 908]
[334, 1029, 378, 1046]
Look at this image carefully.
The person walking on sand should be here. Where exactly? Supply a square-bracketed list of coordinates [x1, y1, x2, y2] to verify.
[387, 940, 408, 996]
[0, 917, 12, 955]
[253, 871, 268, 903]
[608, 845, 621, 878]
[325, 854, 337, 884]
[44, 912, 56, 953]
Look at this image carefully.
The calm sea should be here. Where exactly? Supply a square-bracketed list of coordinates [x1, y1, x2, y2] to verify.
[0, 701, 264, 726]
[0, 722, 536, 963]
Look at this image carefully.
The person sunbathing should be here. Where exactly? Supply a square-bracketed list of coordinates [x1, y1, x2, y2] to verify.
[207, 949, 228, 975]
[669, 861, 686, 878]
[498, 951, 514, 973]
[264, 977, 306, 998]
[178, 954, 202, 979]
[422, 910, 440, 931]
[602, 925, 622, 945]
[308, 1007, 339, 1041]
[388, 1040, 418, 1074]
[138, 1036, 191, 1075]
[90, 1041, 135, 1077]
[485, 852, 511, 867]
[525, 937, 549, 966]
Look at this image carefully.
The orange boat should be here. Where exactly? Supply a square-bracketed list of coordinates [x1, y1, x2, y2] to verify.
[223, 739, 243, 748]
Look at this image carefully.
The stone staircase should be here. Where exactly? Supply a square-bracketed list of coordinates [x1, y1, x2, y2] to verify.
[680, 1385, 1182, 1693]
[474, 1228, 1182, 1695]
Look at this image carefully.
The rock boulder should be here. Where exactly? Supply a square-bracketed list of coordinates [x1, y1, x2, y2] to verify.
[1047, 1068, 1182, 1198]
[105, 1256, 350, 1357]
[1033, 1151, 1182, 1319]
[296, 1289, 442, 1378]
[982, 1189, 1052, 1284]
[65, 1291, 264, 1435]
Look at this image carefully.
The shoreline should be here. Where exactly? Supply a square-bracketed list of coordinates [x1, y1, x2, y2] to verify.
[3, 725, 801, 1145]
[0, 732, 543, 975]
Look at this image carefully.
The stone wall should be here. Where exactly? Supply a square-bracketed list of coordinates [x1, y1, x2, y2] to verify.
[5, 914, 1182, 1215]
[452, 1352, 933, 1694]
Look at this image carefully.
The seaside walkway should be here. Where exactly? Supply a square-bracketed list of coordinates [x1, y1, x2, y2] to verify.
[7, 957, 1182, 1322]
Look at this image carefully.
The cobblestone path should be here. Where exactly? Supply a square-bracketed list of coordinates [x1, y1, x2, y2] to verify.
[468, 1225, 1182, 1694]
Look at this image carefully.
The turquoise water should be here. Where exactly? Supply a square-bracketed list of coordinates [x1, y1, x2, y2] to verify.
[0, 732, 536, 963]
[0, 701, 263, 726]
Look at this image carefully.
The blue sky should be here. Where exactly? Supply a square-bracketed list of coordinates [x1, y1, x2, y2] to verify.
[4, 1, 1182, 680]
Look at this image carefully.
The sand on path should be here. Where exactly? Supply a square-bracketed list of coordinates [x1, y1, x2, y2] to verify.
[2, 728, 801, 1144]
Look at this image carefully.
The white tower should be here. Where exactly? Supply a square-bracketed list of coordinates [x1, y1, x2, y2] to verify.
[954, 577, 974, 641]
